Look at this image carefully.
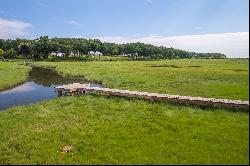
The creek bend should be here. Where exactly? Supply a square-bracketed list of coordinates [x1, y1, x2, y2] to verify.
[0, 67, 101, 111]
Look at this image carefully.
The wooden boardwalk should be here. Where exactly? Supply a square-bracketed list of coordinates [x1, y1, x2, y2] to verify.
[55, 83, 249, 110]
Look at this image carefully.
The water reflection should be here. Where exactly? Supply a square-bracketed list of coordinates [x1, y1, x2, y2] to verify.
[1, 83, 36, 94]
[28, 67, 86, 86]
[0, 67, 101, 111]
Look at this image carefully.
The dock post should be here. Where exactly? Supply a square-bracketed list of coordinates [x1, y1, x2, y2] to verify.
[57, 90, 62, 97]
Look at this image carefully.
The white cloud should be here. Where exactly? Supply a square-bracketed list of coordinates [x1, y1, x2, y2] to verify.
[194, 27, 202, 30]
[95, 32, 249, 58]
[65, 20, 84, 27]
[0, 18, 32, 39]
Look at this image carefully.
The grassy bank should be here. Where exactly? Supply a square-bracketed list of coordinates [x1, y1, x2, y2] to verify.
[35, 59, 249, 100]
[0, 94, 248, 164]
[0, 62, 31, 91]
[0, 59, 248, 164]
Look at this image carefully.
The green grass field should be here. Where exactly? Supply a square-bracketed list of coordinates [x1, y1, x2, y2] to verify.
[0, 59, 249, 164]
[35, 59, 249, 100]
[0, 95, 248, 164]
[0, 62, 31, 91]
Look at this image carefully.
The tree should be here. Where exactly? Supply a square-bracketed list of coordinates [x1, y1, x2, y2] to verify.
[0, 48, 4, 59]
[79, 40, 88, 55]
[5, 48, 17, 59]
[50, 40, 60, 54]
[59, 44, 72, 57]
[168, 47, 175, 60]
[18, 42, 32, 57]
[32, 36, 51, 59]
[0, 39, 4, 49]
[0, 36, 227, 60]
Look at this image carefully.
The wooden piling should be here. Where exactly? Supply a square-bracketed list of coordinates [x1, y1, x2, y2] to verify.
[57, 90, 62, 97]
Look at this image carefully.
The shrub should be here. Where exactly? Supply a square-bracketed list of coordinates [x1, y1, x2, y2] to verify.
[0, 48, 5, 59]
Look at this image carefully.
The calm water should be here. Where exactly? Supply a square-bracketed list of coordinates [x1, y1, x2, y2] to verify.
[0, 67, 101, 111]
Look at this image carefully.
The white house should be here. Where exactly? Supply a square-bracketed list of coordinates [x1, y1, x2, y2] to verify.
[51, 52, 63, 57]
[88, 51, 103, 56]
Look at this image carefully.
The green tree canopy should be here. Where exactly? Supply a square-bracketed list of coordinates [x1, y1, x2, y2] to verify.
[0, 36, 227, 60]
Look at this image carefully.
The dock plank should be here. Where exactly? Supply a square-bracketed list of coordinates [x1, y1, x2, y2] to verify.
[55, 83, 249, 110]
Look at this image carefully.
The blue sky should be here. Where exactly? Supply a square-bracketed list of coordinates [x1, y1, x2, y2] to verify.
[0, 0, 249, 57]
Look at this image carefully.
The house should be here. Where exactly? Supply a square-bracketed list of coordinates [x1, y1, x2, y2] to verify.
[88, 51, 103, 56]
[51, 52, 63, 57]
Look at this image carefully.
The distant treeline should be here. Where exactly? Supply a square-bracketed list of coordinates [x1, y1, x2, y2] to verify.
[0, 36, 227, 60]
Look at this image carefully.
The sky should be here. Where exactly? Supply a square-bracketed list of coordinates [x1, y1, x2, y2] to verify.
[0, 0, 249, 58]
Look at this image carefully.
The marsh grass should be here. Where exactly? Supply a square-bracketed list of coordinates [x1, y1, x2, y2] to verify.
[0, 62, 31, 91]
[0, 94, 248, 164]
[0, 59, 248, 164]
[35, 59, 249, 100]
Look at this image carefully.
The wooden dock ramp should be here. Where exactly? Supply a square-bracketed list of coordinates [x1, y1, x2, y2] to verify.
[55, 83, 249, 110]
